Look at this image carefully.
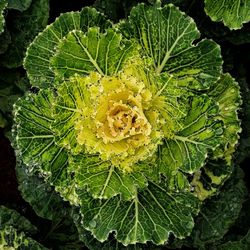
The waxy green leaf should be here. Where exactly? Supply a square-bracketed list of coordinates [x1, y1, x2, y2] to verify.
[13, 90, 79, 204]
[160, 95, 222, 175]
[80, 181, 200, 245]
[51, 28, 138, 79]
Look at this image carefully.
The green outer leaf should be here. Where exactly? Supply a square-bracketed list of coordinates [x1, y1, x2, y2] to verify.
[7, 0, 32, 11]
[0, 0, 49, 68]
[51, 28, 138, 79]
[119, 3, 200, 74]
[191, 168, 248, 247]
[208, 73, 242, 164]
[24, 7, 112, 88]
[80, 181, 200, 245]
[0, 0, 7, 34]
[118, 3, 222, 88]
[204, 0, 250, 30]
[160, 95, 223, 175]
[70, 154, 147, 200]
[13, 90, 78, 204]
[164, 39, 222, 90]
[73, 208, 161, 250]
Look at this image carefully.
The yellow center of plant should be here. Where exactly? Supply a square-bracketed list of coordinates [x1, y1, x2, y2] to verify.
[75, 70, 165, 172]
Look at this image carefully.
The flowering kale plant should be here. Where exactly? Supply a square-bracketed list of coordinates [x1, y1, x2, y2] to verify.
[1, 0, 249, 249]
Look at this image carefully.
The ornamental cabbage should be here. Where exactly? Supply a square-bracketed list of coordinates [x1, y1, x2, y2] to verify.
[12, 1, 241, 247]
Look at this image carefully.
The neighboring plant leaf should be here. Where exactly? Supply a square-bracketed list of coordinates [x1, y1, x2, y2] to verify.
[7, 0, 32, 12]
[79, 181, 200, 245]
[0, 206, 37, 234]
[204, 0, 250, 30]
[0, 206, 47, 249]
[16, 163, 69, 221]
[0, 0, 49, 68]
[0, 0, 7, 33]
[24, 7, 112, 88]
[0, 112, 7, 127]
[236, 77, 250, 164]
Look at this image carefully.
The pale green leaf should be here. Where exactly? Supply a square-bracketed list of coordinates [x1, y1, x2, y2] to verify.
[208, 73, 242, 164]
[52, 79, 83, 154]
[160, 95, 223, 175]
[0, 0, 7, 34]
[80, 181, 200, 245]
[204, 0, 250, 30]
[8, 0, 32, 11]
[51, 28, 138, 79]
[191, 159, 233, 201]
[24, 7, 112, 88]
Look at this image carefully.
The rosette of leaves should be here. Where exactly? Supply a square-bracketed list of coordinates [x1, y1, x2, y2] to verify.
[0, 206, 47, 249]
[12, 0, 242, 247]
